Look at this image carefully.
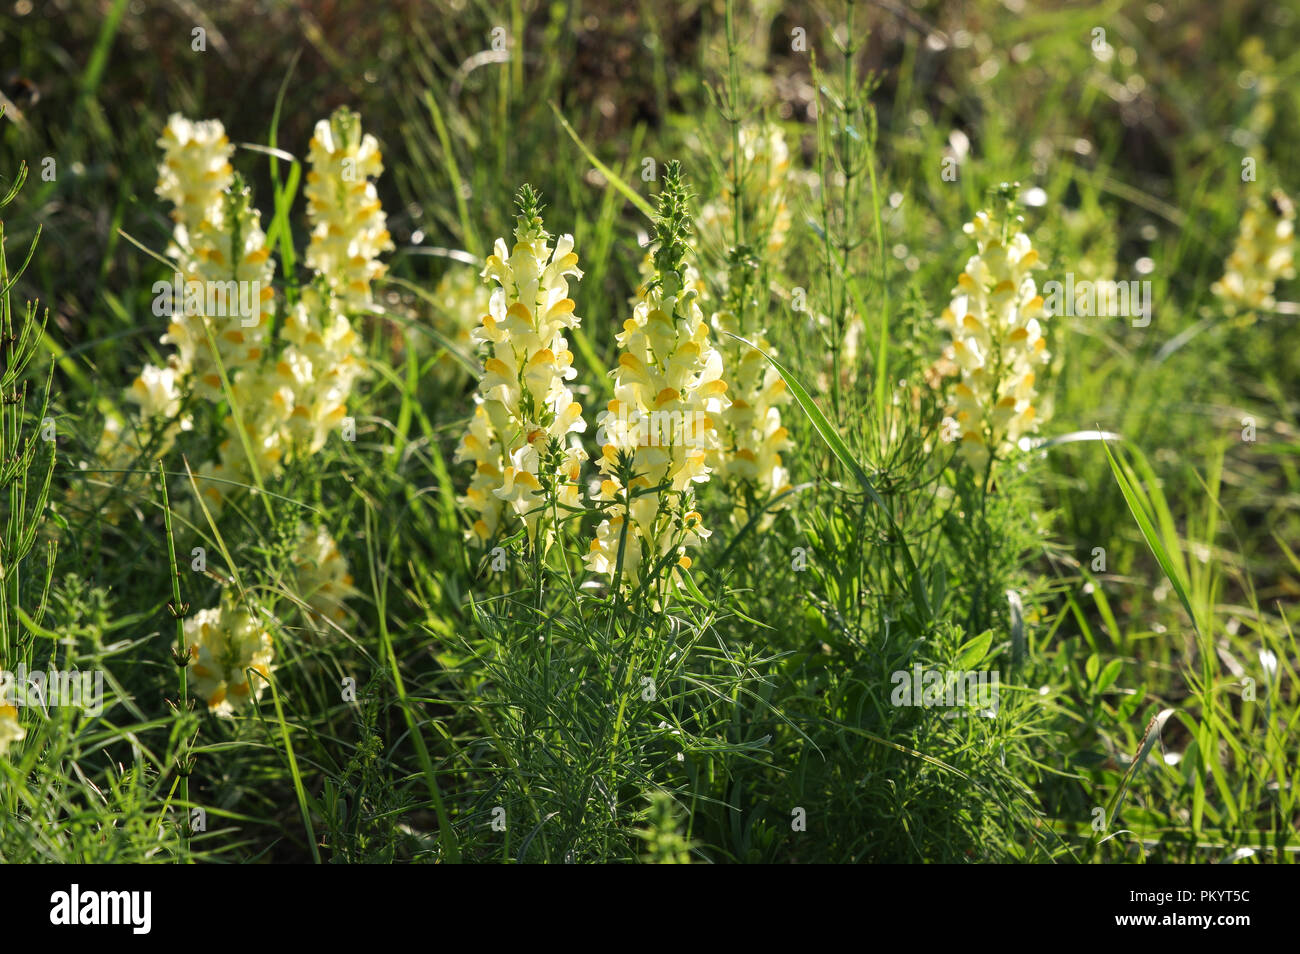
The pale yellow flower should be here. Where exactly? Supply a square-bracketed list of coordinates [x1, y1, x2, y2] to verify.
[455, 192, 588, 545]
[182, 108, 387, 513]
[698, 122, 793, 259]
[156, 114, 234, 237]
[1212, 190, 1295, 314]
[587, 213, 730, 586]
[293, 523, 356, 632]
[0, 703, 24, 756]
[279, 285, 365, 454]
[193, 350, 295, 512]
[160, 180, 276, 400]
[305, 107, 394, 311]
[195, 408, 288, 512]
[708, 309, 793, 525]
[127, 363, 185, 422]
[184, 598, 274, 716]
[936, 207, 1049, 471]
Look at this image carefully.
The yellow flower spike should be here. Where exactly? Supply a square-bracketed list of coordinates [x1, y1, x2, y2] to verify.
[293, 523, 357, 635]
[156, 114, 235, 231]
[455, 187, 588, 547]
[1213, 189, 1295, 316]
[183, 597, 274, 717]
[589, 164, 729, 588]
[697, 122, 793, 258]
[936, 202, 1051, 468]
[304, 106, 394, 312]
[147, 107, 385, 559]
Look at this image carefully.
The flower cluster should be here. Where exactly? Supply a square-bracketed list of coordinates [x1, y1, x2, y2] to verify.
[1212, 189, 1295, 315]
[304, 106, 394, 312]
[127, 364, 185, 421]
[690, 123, 796, 523]
[698, 122, 793, 259]
[586, 163, 729, 585]
[109, 109, 380, 691]
[155, 115, 273, 404]
[160, 179, 277, 401]
[294, 522, 357, 632]
[79, 117, 247, 515]
[156, 114, 234, 238]
[0, 703, 23, 756]
[708, 307, 793, 524]
[102, 116, 249, 452]
[184, 596, 275, 716]
[454, 188, 588, 545]
[188, 108, 384, 511]
[289, 287, 367, 446]
[936, 202, 1050, 471]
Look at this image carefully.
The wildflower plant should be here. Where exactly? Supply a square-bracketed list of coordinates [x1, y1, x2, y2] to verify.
[156, 114, 235, 239]
[293, 522, 358, 632]
[87, 106, 391, 725]
[11, 0, 1300, 872]
[183, 595, 274, 715]
[707, 291, 794, 527]
[586, 162, 729, 588]
[936, 188, 1050, 475]
[1211, 188, 1295, 316]
[303, 106, 394, 311]
[196, 108, 389, 509]
[161, 174, 276, 403]
[454, 186, 588, 548]
[698, 121, 793, 262]
[698, 118, 797, 527]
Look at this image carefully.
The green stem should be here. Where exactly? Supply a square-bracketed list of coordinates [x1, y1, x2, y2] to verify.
[158, 461, 191, 861]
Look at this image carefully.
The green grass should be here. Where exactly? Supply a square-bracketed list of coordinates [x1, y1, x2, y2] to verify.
[0, 0, 1295, 863]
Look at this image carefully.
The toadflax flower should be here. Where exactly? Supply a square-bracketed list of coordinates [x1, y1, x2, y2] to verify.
[691, 123, 797, 524]
[189, 107, 387, 513]
[277, 283, 366, 454]
[127, 363, 186, 422]
[185, 596, 274, 716]
[304, 106, 394, 312]
[1212, 189, 1295, 315]
[104, 114, 262, 492]
[708, 306, 794, 526]
[160, 176, 276, 401]
[935, 196, 1050, 472]
[586, 162, 729, 585]
[293, 523, 356, 632]
[263, 107, 389, 460]
[454, 186, 588, 545]
[0, 703, 24, 756]
[156, 114, 234, 238]
[698, 122, 793, 259]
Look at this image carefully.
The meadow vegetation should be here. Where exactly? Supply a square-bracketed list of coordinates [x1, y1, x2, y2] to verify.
[0, 0, 1296, 863]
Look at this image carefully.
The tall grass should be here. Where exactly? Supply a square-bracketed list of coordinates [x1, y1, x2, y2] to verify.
[0, 0, 1294, 863]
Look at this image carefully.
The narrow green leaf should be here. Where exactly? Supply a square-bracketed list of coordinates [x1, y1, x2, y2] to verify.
[549, 102, 655, 220]
[1102, 439, 1200, 636]
[956, 630, 993, 670]
[725, 332, 927, 614]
